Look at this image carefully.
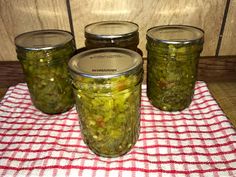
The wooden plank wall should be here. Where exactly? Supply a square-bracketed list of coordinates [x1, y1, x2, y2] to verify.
[0, 0, 235, 61]
[219, 0, 236, 56]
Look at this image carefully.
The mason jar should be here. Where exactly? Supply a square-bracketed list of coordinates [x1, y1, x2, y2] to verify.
[146, 25, 204, 111]
[15, 30, 76, 114]
[68, 48, 143, 157]
[84, 21, 139, 52]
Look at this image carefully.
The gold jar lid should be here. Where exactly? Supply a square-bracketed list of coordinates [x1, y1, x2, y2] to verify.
[147, 25, 204, 45]
[68, 48, 143, 79]
[15, 29, 74, 50]
[85, 21, 139, 40]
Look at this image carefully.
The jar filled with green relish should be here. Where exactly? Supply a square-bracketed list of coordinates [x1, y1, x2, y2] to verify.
[68, 48, 143, 157]
[146, 25, 204, 111]
[85, 21, 139, 52]
[15, 30, 76, 114]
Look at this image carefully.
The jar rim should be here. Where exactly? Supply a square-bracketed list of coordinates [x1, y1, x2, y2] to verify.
[68, 47, 143, 79]
[146, 25, 204, 45]
[85, 21, 139, 40]
[15, 29, 74, 51]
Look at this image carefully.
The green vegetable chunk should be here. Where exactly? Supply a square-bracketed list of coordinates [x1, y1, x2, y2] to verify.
[17, 41, 75, 114]
[73, 74, 142, 157]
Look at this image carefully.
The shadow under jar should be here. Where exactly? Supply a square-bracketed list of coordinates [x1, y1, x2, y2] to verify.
[15, 30, 76, 114]
[84, 21, 140, 53]
[68, 48, 143, 157]
[146, 25, 204, 111]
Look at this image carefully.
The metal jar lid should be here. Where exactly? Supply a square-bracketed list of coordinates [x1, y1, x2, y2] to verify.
[85, 21, 139, 39]
[15, 29, 74, 50]
[68, 48, 143, 79]
[147, 25, 204, 45]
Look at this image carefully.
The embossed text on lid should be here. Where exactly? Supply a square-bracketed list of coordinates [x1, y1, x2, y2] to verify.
[69, 48, 143, 78]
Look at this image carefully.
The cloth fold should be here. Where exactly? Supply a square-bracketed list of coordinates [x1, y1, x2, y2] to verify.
[0, 81, 236, 177]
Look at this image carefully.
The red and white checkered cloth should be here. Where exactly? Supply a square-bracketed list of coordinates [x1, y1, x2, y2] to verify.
[0, 81, 236, 177]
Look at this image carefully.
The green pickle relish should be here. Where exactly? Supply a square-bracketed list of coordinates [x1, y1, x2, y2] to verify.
[69, 48, 143, 157]
[15, 30, 76, 114]
[146, 25, 204, 111]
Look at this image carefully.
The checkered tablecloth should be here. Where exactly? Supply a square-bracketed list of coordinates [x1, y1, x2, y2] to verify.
[0, 81, 236, 177]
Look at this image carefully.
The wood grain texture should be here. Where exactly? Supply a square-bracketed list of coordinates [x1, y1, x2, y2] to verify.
[70, 0, 227, 57]
[0, 61, 24, 87]
[198, 57, 236, 82]
[207, 82, 236, 128]
[0, 0, 71, 61]
[219, 0, 236, 56]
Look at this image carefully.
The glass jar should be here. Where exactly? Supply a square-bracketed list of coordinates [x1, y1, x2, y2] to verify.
[15, 30, 76, 114]
[146, 25, 204, 111]
[68, 48, 143, 157]
[84, 21, 139, 52]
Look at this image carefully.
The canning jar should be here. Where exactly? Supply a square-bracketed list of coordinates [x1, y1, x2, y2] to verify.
[146, 25, 204, 111]
[84, 21, 139, 52]
[69, 48, 143, 157]
[15, 30, 76, 114]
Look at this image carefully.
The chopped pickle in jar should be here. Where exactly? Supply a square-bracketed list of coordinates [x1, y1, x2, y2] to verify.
[17, 42, 75, 114]
[72, 73, 141, 157]
[147, 41, 203, 111]
[85, 35, 139, 51]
